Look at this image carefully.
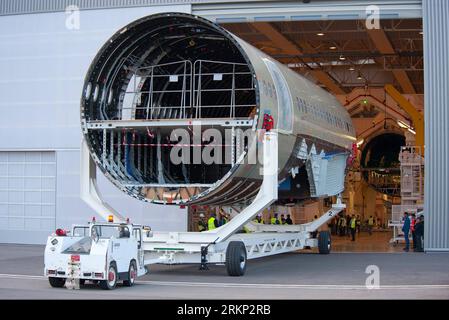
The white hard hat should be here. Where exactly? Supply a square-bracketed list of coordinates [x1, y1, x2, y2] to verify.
[199, 213, 205, 218]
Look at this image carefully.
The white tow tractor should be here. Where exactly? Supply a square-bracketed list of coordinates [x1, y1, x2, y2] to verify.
[44, 218, 148, 290]
[45, 132, 346, 290]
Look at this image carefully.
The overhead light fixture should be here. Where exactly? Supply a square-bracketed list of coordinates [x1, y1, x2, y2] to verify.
[408, 128, 416, 135]
[349, 66, 355, 71]
[397, 120, 411, 129]
[419, 31, 423, 35]
[317, 32, 325, 36]
[339, 55, 346, 61]
[329, 46, 337, 50]
[357, 72, 363, 80]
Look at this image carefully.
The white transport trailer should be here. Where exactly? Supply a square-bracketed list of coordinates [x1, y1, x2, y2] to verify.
[44, 132, 345, 289]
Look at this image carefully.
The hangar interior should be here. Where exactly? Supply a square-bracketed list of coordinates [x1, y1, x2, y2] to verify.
[188, 17, 424, 252]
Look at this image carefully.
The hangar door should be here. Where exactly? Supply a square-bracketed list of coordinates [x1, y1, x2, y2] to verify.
[0, 151, 56, 244]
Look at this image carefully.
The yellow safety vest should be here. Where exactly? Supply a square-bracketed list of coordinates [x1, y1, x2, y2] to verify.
[368, 218, 374, 226]
[351, 218, 356, 229]
[271, 217, 277, 225]
[208, 217, 216, 230]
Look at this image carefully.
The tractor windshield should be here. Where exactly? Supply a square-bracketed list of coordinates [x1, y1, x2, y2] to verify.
[62, 237, 92, 254]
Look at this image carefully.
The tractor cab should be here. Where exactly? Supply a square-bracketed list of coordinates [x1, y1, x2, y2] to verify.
[44, 218, 149, 290]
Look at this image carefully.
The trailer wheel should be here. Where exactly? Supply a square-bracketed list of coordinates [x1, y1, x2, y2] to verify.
[226, 241, 247, 276]
[318, 231, 331, 254]
[48, 277, 65, 288]
[100, 263, 118, 290]
[123, 260, 137, 287]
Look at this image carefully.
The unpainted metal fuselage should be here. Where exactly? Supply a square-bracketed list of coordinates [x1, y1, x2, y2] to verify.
[80, 13, 356, 206]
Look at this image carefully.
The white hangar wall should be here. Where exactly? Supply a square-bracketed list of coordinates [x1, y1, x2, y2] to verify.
[0, 5, 191, 244]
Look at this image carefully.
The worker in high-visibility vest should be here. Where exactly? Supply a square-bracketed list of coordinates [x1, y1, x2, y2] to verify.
[368, 216, 374, 236]
[350, 215, 357, 241]
[270, 213, 280, 225]
[280, 214, 286, 225]
[198, 213, 207, 232]
[253, 214, 264, 224]
[208, 213, 219, 230]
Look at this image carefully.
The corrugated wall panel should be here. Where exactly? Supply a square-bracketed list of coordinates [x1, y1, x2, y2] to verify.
[423, 0, 449, 251]
[0, 0, 208, 15]
[194, 0, 422, 22]
[0, 0, 422, 19]
[0, 0, 187, 15]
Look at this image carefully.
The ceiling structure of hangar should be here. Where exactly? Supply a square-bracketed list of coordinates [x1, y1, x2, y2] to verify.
[221, 18, 424, 198]
[220, 18, 424, 138]
[221, 19, 423, 96]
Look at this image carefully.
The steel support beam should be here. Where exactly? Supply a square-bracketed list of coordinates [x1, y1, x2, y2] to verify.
[252, 22, 302, 56]
[391, 69, 417, 94]
[252, 22, 345, 95]
[311, 70, 346, 95]
[385, 84, 424, 149]
[367, 28, 416, 94]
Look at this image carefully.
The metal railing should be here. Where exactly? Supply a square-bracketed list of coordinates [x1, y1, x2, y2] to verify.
[121, 60, 192, 120]
[363, 169, 401, 196]
[117, 59, 255, 121]
[390, 204, 424, 223]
